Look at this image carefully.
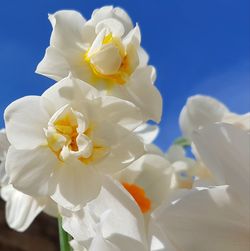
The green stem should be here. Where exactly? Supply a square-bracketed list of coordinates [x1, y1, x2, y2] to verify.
[58, 217, 72, 251]
[173, 137, 191, 147]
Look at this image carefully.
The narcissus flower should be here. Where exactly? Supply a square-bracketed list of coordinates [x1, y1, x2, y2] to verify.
[4, 75, 144, 210]
[153, 123, 250, 251]
[36, 6, 162, 122]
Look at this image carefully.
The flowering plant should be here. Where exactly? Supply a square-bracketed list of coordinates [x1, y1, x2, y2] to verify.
[0, 6, 249, 251]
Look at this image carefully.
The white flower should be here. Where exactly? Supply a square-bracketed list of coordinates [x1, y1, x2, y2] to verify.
[179, 94, 250, 140]
[36, 6, 162, 122]
[152, 123, 250, 251]
[4, 75, 144, 210]
[0, 129, 57, 232]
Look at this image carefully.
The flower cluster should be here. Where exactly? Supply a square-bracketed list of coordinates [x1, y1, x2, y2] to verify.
[0, 6, 249, 251]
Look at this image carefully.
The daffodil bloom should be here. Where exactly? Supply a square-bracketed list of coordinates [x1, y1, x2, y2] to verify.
[4, 75, 144, 210]
[153, 123, 250, 251]
[0, 129, 57, 232]
[179, 94, 250, 140]
[36, 6, 162, 122]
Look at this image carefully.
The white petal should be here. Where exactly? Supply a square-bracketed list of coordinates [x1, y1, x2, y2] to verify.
[179, 95, 229, 139]
[123, 24, 141, 48]
[113, 66, 162, 123]
[223, 112, 250, 131]
[87, 28, 107, 56]
[138, 47, 149, 67]
[90, 44, 122, 75]
[96, 18, 125, 37]
[42, 197, 59, 217]
[89, 6, 133, 36]
[93, 125, 145, 174]
[3, 185, 44, 232]
[51, 161, 102, 210]
[70, 240, 87, 251]
[0, 129, 10, 154]
[88, 177, 147, 251]
[42, 75, 98, 111]
[49, 10, 86, 50]
[192, 123, 250, 198]
[97, 96, 143, 130]
[153, 186, 250, 251]
[117, 154, 172, 211]
[0, 129, 10, 185]
[134, 123, 159, 144]
[89, 235, 120, 251]
[166, 145, 186, 163]
[4, 96, 50, 150]
[36, 46, 71, 81]
[6, 146, 58, 197]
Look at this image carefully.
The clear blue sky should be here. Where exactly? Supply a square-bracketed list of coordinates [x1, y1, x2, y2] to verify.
[0, 0, 249, 150]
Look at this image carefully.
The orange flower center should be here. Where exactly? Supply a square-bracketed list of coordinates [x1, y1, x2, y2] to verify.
[122, 182, 151, 213]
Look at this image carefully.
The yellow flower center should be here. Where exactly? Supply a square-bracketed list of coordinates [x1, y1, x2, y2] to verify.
[46, 106, 108, 164]
[84, 33, 132, 85]
[122, 182, 151, 214]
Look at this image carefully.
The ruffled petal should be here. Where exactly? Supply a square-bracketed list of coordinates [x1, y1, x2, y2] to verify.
[96, 96, 143, 130]
[4, 96, 50, 150]
[113, 66, 162, 123]
[49, 10, 86, 50]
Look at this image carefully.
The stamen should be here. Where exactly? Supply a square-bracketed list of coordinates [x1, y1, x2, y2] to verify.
[122, 182, 151, 213]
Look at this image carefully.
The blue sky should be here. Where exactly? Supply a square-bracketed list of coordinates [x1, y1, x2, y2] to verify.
[0, 0, 249, 150]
